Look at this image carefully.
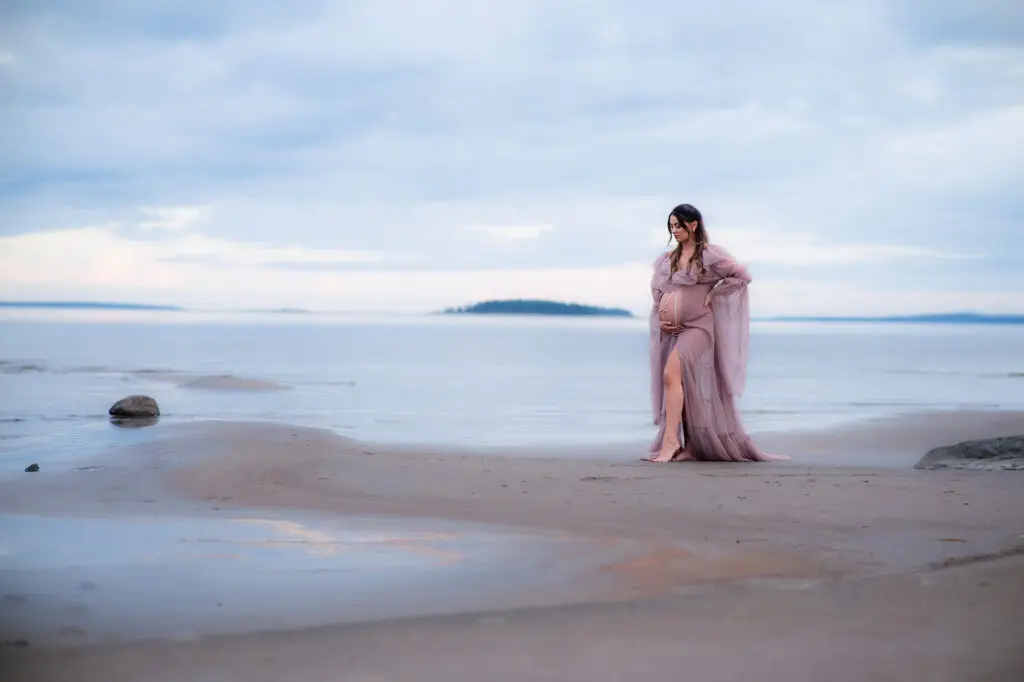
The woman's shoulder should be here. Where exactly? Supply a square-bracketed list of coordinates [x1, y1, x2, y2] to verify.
[702, 243, 737, 263]
[652, 250, 671, 268]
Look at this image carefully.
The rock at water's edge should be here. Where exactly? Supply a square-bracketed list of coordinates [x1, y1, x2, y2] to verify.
[109, 395, 160, 419]
[914, 435, 1024, 471]
[25, 463, 39, 473]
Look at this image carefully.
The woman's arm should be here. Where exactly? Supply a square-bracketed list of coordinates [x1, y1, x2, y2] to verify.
[703, 244, 752, 396]
[706, 245, 751, 298]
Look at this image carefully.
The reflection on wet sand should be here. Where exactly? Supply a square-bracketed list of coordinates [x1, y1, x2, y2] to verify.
[0, 513, 630, 645]
[221, 518, 466, 565]
[109, 417, 159, 429]
[599, 544, 827, 597]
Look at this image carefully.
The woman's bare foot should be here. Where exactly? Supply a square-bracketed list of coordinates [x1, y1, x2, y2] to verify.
[761, 452, 792, 461]
[649, 442, 682, 463]
[673, 446, 697, 462]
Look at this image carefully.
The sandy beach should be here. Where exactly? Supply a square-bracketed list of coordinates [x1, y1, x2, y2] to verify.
[2, 410, 1023, 681]
[5, 0, 1024, 678]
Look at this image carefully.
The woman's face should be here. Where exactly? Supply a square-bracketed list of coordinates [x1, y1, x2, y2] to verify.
[669, 216, 698, 244]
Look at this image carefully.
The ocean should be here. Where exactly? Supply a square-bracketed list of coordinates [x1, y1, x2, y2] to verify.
[2, 309, 1023, 464]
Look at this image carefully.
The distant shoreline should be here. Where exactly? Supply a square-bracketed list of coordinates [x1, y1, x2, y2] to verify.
[0, 301, 182, 311]
[762, 313, 1024, 325]
[242, 308, 312, 315]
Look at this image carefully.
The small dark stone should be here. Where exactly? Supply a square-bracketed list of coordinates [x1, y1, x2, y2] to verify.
[109, 395, 160, 420]
[24, 463, 39, 473]
[914, 435, 1024, 471]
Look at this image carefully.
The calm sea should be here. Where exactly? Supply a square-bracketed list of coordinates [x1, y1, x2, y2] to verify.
[2, 309, 1022, 463]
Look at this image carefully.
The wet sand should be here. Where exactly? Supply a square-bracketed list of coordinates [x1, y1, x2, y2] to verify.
[133, 371, 291, 391]
[176, 374, 290, 392]
[1, 513, 642, 646]
[8, 554, 1023, 682]
[2, 411, 1023, 680]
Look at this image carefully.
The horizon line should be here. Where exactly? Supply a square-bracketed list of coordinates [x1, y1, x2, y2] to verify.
[2, 300, 1024, 322]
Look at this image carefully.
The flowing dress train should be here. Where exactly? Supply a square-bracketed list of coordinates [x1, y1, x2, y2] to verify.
[648, 244, 785, 462]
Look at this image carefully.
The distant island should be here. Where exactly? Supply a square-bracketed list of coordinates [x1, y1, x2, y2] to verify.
[0, 301, 182, 311]
[443, 299, 634, 317]
[764, 313, 1024, 325]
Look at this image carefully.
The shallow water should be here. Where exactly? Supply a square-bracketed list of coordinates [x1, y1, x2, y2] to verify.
[0, 512, 631, 645]
[2, 311, 1022, 456]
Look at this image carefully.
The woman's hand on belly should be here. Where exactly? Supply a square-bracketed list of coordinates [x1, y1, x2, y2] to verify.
[657, 308, 682, 334]
[659, 320, 682, 334]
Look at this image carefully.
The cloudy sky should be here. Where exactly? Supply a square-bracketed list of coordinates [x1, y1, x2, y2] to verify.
[1, 0, 1021, 315]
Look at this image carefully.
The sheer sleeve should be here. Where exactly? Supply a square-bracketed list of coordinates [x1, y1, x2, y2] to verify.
[704, 245, 751, 398]
[649, 254, 670, 424]
[706, 245, 752, 297]
[649, 297, 664, 424]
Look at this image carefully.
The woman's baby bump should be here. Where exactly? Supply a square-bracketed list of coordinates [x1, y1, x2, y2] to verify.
[657, 286, 709, 328]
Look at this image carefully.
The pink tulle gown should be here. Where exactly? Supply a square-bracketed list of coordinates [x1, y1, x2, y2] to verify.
[648, 244, 787, 462]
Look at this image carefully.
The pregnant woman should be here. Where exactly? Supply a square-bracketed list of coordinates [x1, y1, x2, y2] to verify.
[647, 203, 787, 463]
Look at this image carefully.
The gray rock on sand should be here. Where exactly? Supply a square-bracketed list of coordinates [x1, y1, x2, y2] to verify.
[108, 395, 160, 419]
[914, 435, 1024, 471]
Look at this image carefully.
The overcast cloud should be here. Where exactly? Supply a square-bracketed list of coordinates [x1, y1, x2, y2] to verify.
[1, 0, 1021, 315]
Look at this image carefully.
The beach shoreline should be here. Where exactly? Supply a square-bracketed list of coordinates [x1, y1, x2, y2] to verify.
[2, 410, 1023, 680]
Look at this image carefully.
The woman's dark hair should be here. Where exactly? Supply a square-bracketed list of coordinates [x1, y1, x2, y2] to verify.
[667, 203, 709, 275]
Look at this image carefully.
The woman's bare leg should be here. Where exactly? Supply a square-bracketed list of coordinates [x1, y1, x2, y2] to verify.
[676, 404, 698, 461]
[651, 351, 685, 462]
